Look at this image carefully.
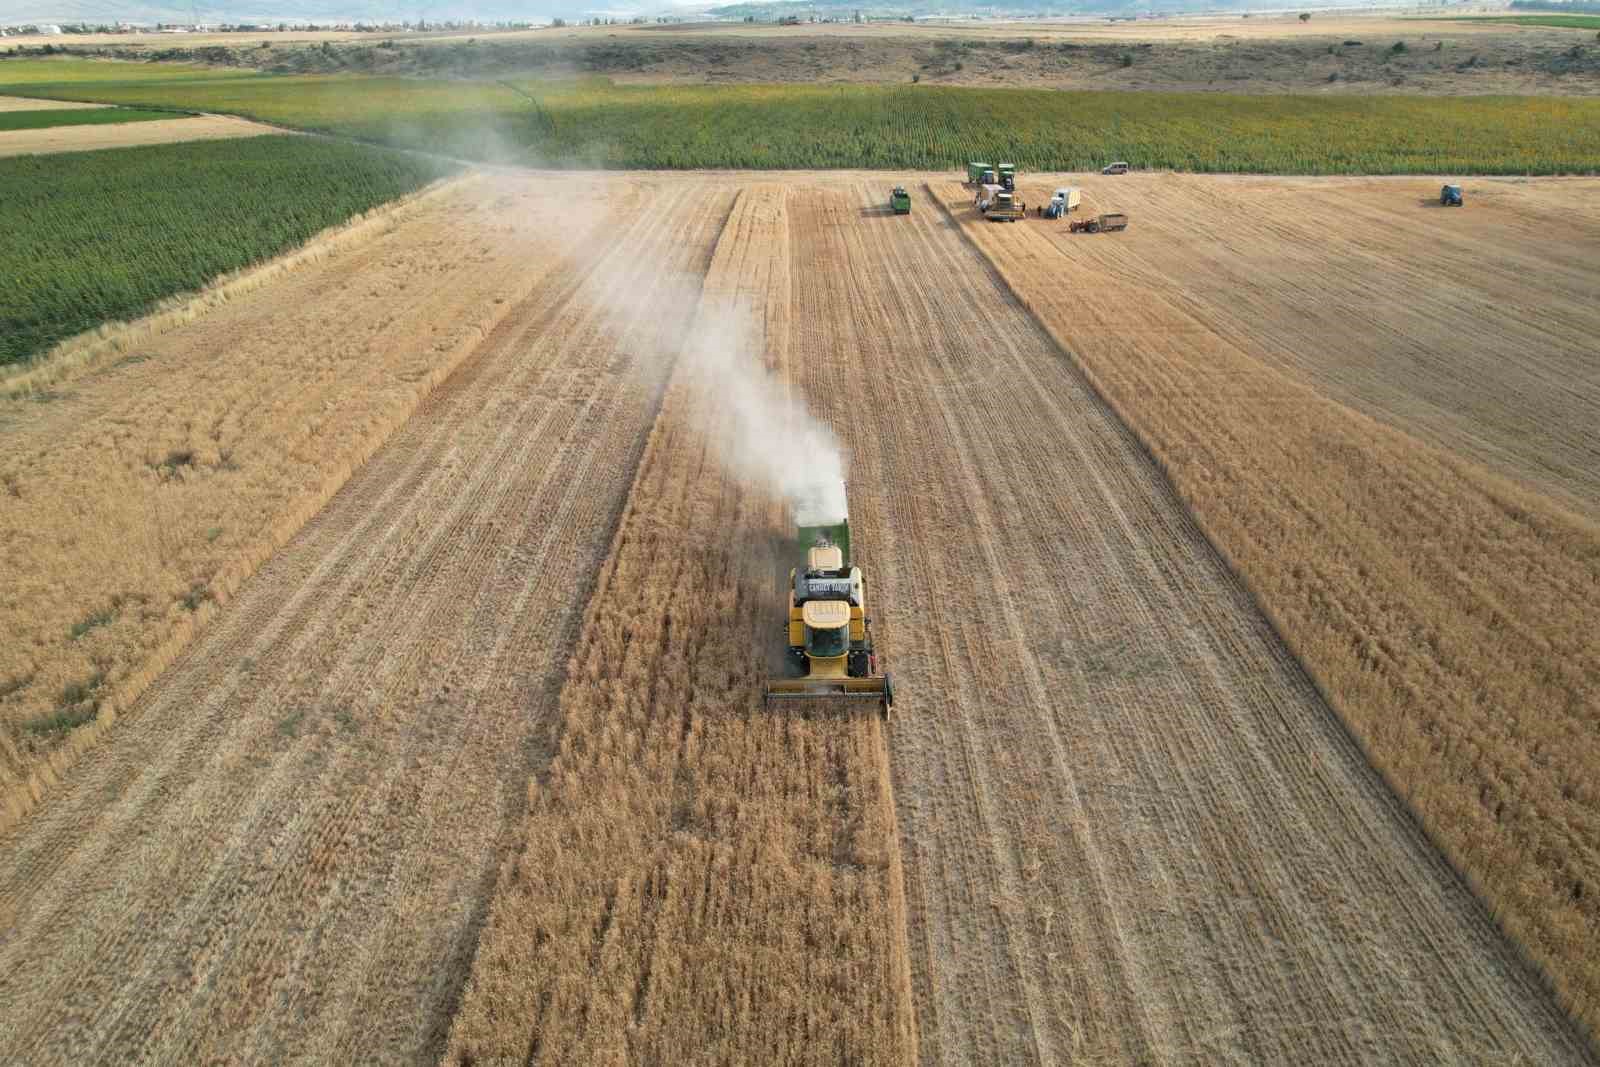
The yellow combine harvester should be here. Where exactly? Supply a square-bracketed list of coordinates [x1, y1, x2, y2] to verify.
[765, 484, 894, 718]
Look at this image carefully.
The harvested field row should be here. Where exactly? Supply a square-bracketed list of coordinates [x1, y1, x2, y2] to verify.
[1008, 173, 1600, 519]
[936, 179, 1600, 1046]
[0, 111, 272, 156]
[0, 175, 731, 1064]
[446, 185, 917, 1066]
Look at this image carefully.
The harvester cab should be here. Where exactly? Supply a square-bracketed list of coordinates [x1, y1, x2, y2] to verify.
[966, 161, 992, 185]
[997, 163, 1017, 191]
[765, 485, 894, 718]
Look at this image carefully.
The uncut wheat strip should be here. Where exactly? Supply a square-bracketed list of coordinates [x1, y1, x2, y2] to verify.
[445, 184, 916, 1066]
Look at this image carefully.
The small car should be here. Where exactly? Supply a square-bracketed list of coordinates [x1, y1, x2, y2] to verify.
[1101, 162, 1130, 175]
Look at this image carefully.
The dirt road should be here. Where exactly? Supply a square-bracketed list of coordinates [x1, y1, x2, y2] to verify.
[788, 182, 1590, 1065]
[0, 95, 108, 112]
[0, 178, 730, 1064]
[0, 113, 276, 157]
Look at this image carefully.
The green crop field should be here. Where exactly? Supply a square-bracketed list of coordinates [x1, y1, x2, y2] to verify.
[1433, 14, 1600, 29]
[0, 106, 181, 132]
[4, 58, 1599, 174]
[0, 135, 458, 366]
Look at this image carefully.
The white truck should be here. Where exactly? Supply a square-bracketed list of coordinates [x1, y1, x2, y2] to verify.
[1043, 187, 1082, 219]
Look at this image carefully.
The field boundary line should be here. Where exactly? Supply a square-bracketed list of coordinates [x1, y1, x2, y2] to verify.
[928, 182, 1599, 1054]
[0, 167, 469, 400]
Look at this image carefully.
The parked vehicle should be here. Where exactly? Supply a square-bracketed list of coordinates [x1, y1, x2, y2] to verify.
[1101, 162, 1130, 175]
[1440, 184, 1464, 207]
[1043, 187, 1082, 219]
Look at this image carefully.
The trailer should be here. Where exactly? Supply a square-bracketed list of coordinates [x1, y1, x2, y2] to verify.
[1067, 212, 1129, 233]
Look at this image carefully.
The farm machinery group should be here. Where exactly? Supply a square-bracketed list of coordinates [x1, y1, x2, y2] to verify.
[959, 162, 1130, 232]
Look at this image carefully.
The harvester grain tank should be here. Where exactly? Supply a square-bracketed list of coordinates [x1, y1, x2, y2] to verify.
[1440, 184, 1463, 206]
[765, 484, 893, 717]
[890, 186, 911, 214]
[984, 191, 1027, 222]
[966, 161, 992, 185]
[997, 163, 1017, 190]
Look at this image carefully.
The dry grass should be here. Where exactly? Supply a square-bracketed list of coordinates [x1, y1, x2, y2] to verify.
[0, 112, 276, 157]
[0, 171, 575, 834]
[444, 186, 916, 1065]
[942, 180, 1600, 1038]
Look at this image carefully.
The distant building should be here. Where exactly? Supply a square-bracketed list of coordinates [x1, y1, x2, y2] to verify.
[39, 24, 64, 34]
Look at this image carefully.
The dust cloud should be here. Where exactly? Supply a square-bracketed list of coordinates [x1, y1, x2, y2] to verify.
[522, 181, 847, 527]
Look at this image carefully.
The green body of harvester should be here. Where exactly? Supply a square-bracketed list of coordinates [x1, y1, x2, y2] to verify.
[890, 186, 911, 215]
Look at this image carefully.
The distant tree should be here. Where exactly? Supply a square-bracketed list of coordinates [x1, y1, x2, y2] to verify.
[551, 17, 565, 27]
[1391, 40, 1407, 53]
[1299, 12, 1311, 20]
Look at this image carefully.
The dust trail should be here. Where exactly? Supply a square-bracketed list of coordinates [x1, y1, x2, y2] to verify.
[680, 299, 848, 523]
[531, 181, 846, 524]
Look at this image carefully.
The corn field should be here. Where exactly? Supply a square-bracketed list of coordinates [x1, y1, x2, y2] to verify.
[0, 135, 457, 365]
[5, 60, 1598, 175]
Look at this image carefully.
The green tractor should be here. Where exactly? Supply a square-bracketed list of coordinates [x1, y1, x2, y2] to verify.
[890, 186, 911, 215]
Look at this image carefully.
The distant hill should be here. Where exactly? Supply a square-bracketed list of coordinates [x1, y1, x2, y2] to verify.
[3, 0, 552, 26]
[5, 0, 1407, 29]
[708, 0, 1395, 17]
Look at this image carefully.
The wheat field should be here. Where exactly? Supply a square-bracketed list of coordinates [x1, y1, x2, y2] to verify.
[0, 172, 1594, 1065]
[0, 173, 566, 833]
[946, 173, 1600, 1038]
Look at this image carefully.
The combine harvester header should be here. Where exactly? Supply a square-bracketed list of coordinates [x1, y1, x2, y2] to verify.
[766, 482, 894, 717]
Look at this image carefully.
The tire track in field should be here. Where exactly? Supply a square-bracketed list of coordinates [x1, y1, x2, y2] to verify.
[0, 176, 734, 1066]
[786, 182, 1591, 1066]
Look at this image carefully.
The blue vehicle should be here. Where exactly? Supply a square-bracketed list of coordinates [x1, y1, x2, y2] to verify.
[1441, 184, 1463, 207]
